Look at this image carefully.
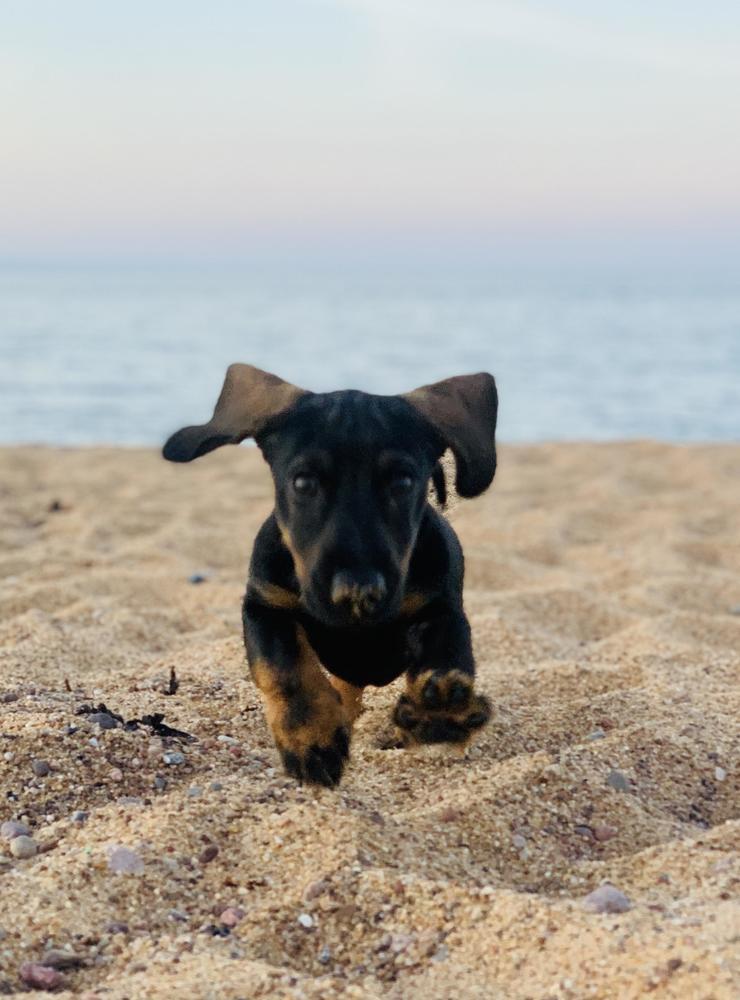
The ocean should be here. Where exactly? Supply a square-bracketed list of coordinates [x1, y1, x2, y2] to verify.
[1, 262, 739, 445]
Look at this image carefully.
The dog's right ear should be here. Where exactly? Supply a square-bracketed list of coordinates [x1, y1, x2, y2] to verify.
[162, 363, 309, 462]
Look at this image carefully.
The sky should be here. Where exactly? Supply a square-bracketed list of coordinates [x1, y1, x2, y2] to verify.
[2, 1, 740, 271]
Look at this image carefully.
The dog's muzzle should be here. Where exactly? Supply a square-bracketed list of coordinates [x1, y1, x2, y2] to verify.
[330, 570, 387, 619]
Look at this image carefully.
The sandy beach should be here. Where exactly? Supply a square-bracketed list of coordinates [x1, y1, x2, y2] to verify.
[0, 442, 738, 999]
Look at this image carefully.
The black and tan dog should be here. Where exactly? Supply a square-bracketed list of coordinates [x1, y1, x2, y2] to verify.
[163, 364, 497, 787]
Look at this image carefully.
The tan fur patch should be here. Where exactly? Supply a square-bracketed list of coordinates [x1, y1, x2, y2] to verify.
[400, 591, 431, 616]
[250, 631, 349, 755]
[250, 580, 300, 610]
[278, 524, 311, 588]
[328, 676, 364, 723]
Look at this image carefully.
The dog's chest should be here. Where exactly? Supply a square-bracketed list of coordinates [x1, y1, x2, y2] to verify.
[301, 618, 411, 688]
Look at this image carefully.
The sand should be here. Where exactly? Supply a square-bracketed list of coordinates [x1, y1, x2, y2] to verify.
[0, 442, 738, 999]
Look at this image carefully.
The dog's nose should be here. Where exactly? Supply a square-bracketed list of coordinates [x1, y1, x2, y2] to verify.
[330, 570, 387, 617]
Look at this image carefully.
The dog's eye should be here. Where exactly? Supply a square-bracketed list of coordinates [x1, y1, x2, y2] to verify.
[293, 474, 319, 497]
[389, 473, 415, 495]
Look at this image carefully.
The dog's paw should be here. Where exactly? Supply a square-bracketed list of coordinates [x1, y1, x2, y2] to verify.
[278, 724, 350, 787]
[261, 675, 352, 788]
[393, 669, 491, 746]
[270, 690, 351, 787]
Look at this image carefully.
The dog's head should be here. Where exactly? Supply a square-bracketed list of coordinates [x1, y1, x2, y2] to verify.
[163, 364, 497, 627]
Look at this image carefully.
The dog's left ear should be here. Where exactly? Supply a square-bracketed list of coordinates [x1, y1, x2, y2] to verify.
[403, 372, 498, 498]
[163, 363, 309, 462]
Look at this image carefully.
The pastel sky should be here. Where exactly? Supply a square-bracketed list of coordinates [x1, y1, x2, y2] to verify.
[2, 1, 740, 263]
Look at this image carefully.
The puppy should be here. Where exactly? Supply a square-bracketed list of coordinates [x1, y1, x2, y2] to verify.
[163, 364, 498, 787]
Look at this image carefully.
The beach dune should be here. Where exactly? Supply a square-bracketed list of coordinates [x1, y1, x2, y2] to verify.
[0, 443, 738, 998]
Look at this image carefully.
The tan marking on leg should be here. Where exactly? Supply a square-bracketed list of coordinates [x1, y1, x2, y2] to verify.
[328, 676, 364, 723]
[250, 630, 348, 756]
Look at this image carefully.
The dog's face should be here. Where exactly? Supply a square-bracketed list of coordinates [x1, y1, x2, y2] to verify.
[163, 364, 497, 627]
[258, 391, 440, 625]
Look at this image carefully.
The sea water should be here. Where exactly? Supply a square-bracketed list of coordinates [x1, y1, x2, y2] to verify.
[1, 262, 738, 444]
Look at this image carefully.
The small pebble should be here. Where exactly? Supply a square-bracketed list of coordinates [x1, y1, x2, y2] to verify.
[204, 924, 230, 938]
[19, 963, 65, 991]
[0, 691, 19, 703]
[297, 913, 314, 929]
[71, 811, 89, 824]
[109, 768, 124, 782]
[582, 885, 632, 914]
[512, 834, 527, 849]
[714, 766, 726, 782]
[154, 775, 167, 792]
[31, 759, 51, 778]
[318, 945, 332, 965]
[593, 825, 618, 842]
[117, 796, 143, 807]
[219, 907, 245, 927]
[163, 751, 185, 766]
[304, 879, 329, 901]
[37, 837, 60, 855]
[607, 770, 631, 792]
[1, 820, 30, 841]
[217, 735, 238, 745]
[10, 835, 38, 859]
[586, 729, 606, 741]
[169, 909, 189, 922]
[107, 846, 144, 875]
[574, 825, 594, 840]
[187, 786, 202, 798]
[41, 949, 85, 970]
[188, 572, 209, 584]
[198, 844, 219, 865]
[209, 782, 223, 792]
[89, 712, 118, 730]
[105, 921, 129, 935]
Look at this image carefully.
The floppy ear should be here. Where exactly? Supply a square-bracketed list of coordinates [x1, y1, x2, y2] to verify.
[403, 372, 498, 498]
[163, 363, 308, 462]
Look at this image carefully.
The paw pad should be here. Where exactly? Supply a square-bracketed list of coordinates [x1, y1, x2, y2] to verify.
[393, 670, 491, 746]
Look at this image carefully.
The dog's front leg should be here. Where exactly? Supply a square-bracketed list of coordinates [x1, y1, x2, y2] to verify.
[243, 597, 351, 787]
[393, 608, 491, 747]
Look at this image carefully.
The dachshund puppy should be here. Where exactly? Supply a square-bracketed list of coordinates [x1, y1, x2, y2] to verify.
[163, 364, 497, 787]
